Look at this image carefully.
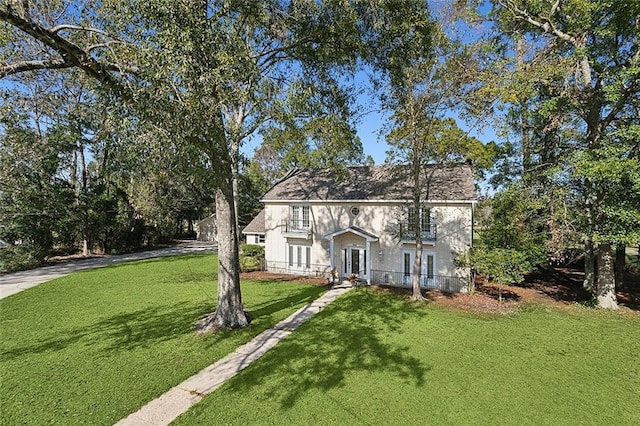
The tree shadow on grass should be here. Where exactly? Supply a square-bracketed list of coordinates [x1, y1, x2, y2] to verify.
[247, 285, 327, 319]
[225, 290, 430, 410]
[519, 267, 591, 304]
[0, 302, 208, 360]
[1, 284, 324, 361]
[476, 284, 522, 302]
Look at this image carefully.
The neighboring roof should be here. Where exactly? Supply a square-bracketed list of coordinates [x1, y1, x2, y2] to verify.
[262, 164, 475, 202]
[242, 209, 266, 235]
[196, 214, 216, 228]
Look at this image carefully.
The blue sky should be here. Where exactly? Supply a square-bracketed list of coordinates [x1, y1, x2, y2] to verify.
[241, 0, 499, 166]
[353, 106, 499, 165]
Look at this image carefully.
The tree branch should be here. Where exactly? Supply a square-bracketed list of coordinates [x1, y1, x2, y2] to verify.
[0, 6, 129, 97]
[500, 0, 577, 45]
[50, 24, 111, 36]
[0, 58, 75, 78]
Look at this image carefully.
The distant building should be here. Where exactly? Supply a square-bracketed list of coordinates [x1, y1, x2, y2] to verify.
[242, 209, 265, 246]
[195, 214, 216, 242]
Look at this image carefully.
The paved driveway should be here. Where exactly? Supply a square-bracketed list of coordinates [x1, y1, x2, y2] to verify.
[0, 241, 217, 300]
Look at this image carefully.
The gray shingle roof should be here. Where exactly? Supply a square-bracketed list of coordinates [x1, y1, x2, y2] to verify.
[242, 209, 265, 234]
[262, 164, 475, 202]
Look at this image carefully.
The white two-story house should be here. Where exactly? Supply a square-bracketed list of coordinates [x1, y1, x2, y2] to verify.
[253, 164, 476, 292]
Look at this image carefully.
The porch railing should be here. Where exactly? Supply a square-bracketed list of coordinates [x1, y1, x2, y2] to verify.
[262, 261, 466, 293]
[370, 269, 465, 293]
[263, 260, 331, 278]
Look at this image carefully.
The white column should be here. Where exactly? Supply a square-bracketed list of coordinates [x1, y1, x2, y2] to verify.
[329, 238, 335, 271]
[365, 239, 371, 285]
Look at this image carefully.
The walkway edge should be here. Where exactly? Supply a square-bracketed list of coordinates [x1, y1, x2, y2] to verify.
[115, 285, 353, 426]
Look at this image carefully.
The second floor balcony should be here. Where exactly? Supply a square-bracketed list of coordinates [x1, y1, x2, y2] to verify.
[399, 222, 437, 242]
[282, 219, 312, 237]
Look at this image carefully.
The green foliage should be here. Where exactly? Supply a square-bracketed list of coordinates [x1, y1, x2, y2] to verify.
[387, 116, 492, 170]
[0, 116, 76, 268]
[479, 185, 548, 268]
[238, 165, 269, 227]
[240, 244, 265, 272]
[0, 254, 326, 424]
[239, 256, 261, 272]
[458, 0, 640, 289]
[469, 247, 532, 286]
[0, 245, 38, 274]
[242, 244, 265, 258]
[570, 143, 640, 247]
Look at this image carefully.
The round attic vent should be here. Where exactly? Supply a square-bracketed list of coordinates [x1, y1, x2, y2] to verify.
[350, 206, 360, 216]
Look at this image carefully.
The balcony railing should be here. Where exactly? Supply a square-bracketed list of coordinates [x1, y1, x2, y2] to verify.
[281, 219, 312, 235]
[399, 222, 437, 241]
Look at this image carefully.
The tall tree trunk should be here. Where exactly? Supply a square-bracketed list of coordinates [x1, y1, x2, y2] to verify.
[583, 239, 596, 292]
[410, 101, 424, 301]
[232, 160, 240, 235]
[79, 142, 90, 255]
[583, 177, 597, 292]
[412, 233, 424, 300]
[596, 243, 618, 309]
[195, 170, 250, 332]
[615, 245, 625, 289]
[515, 34, 531, 180]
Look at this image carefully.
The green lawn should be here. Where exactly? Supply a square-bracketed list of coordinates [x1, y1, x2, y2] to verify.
[0, 254, 326, 425]
[176, 290, 640, 425]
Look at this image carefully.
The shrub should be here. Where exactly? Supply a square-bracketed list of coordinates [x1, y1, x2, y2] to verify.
[242, 244, 264, 258]
[240, 256, 261, 272]
[469, 247, 533, 302]
[0, 245, 38, 273]
[240, 244, 264, 272]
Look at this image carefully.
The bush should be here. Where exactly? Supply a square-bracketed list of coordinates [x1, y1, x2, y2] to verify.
[469, 247, 533, 302]
[241, 244, 264, 258]
[240, 244, 264, 272]
[240, 256, 261, 272]
[0, 245, 38, 273]
[471, 247, 532, 286]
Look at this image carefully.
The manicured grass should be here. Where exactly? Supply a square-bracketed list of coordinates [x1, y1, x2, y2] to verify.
[176, 290, 640, 425]
[0, 254, 326, 425]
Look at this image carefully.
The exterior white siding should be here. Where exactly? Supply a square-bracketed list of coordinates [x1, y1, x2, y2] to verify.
[264, 201, 473, 290]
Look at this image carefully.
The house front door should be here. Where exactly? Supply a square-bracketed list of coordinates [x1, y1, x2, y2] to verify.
[344, 247, 367, 279]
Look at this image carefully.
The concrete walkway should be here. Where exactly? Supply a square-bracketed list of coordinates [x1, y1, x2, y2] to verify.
[0, 241, 217, 300]
[116, 284, 353, 426]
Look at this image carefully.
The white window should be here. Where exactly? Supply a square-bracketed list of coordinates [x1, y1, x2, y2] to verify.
[290, 205, 310, 231]
[258, 235, 265, 244]
[288, 243, 311, 272]
[407, 206, 431, 233]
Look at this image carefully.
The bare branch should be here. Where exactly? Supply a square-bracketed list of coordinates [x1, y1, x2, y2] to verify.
[87, 43, 111, 52]
[0, 58, 74, 78]
[0, 6, 129, 97]
[50, 24, 111, 37]
[499, 0, 577, 45]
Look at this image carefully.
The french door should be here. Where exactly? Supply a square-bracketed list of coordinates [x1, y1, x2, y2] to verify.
[402, 249, 435, 287]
